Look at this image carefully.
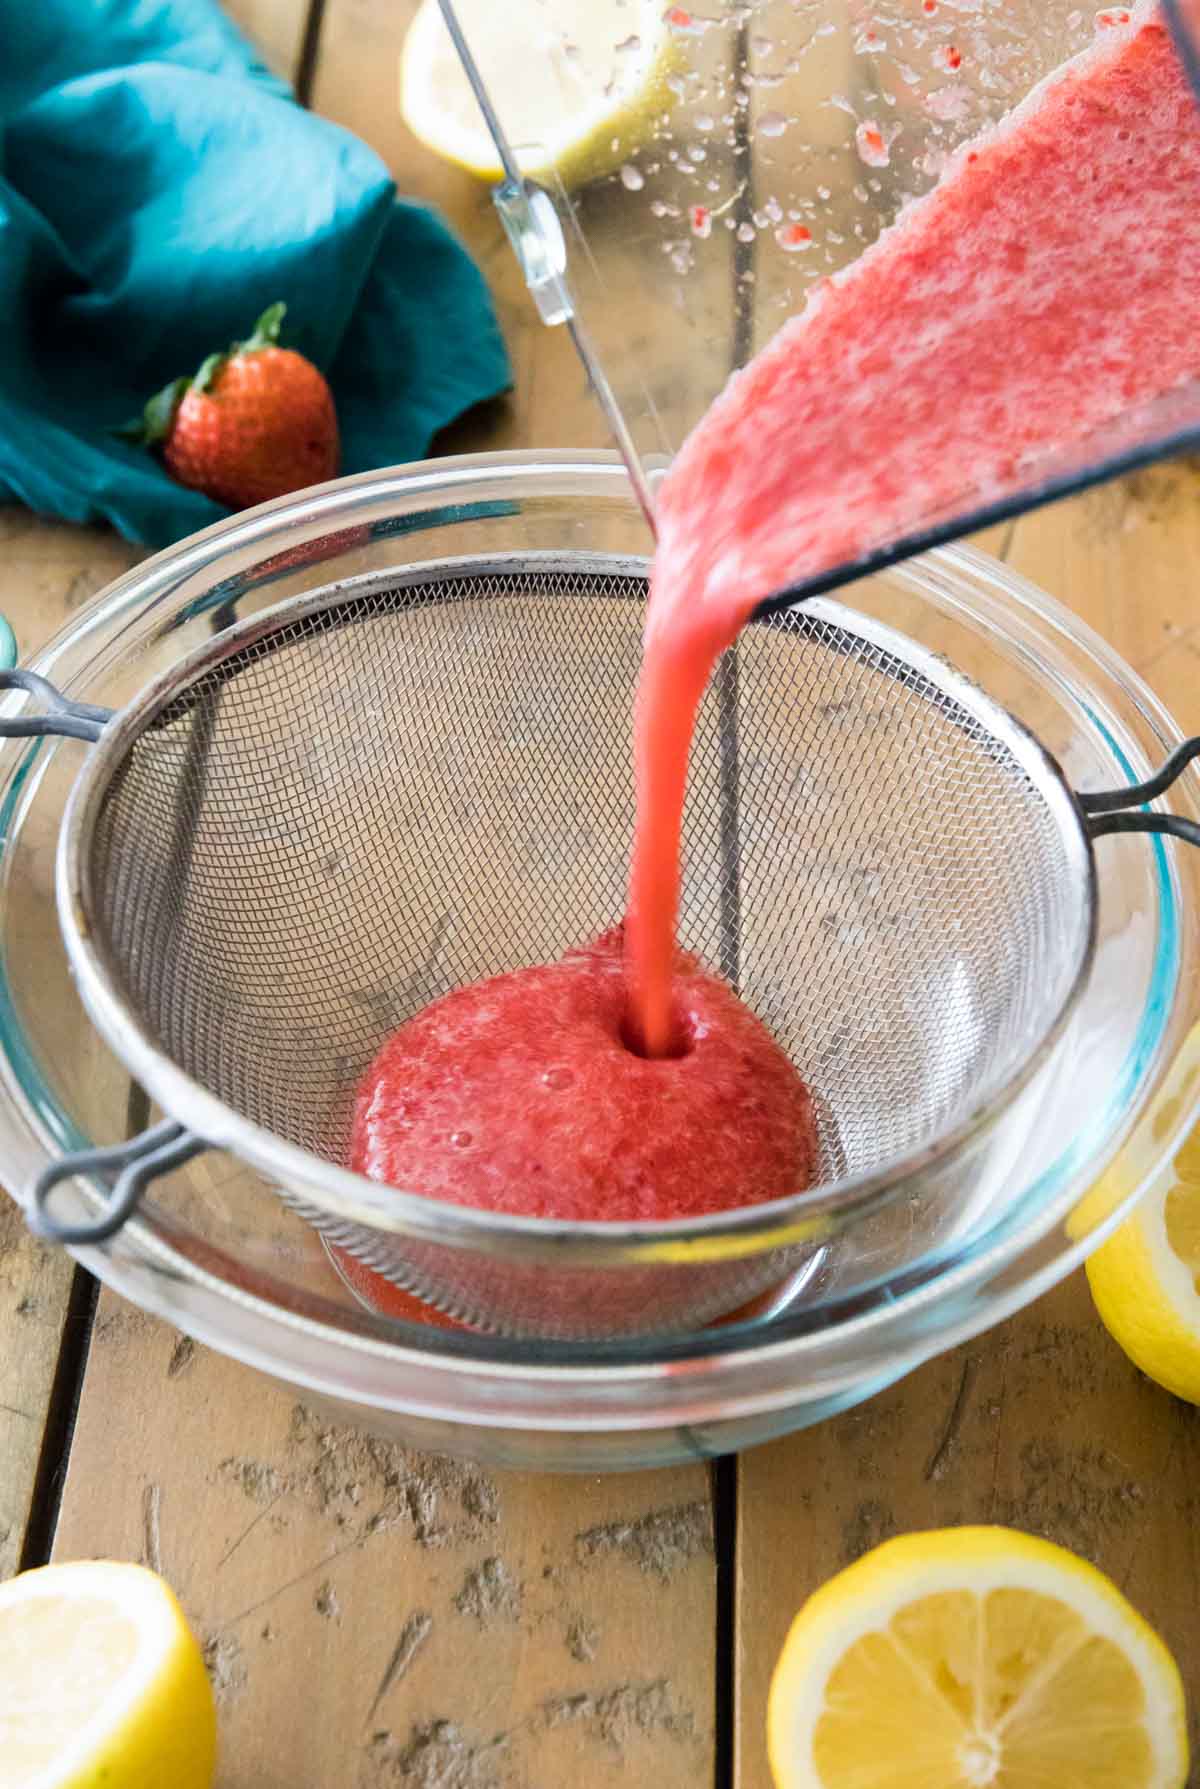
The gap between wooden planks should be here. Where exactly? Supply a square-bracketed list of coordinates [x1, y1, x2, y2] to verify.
[0, 514, 144, 1580]
[54, 1320, 717, 1787]
[47, 3, 726, 1787]
[11, 5, 1200, 1788]
[728, 28, 1200, 1780]
[0, 0, 311, 1594]
[735, 461, 1200, 1789]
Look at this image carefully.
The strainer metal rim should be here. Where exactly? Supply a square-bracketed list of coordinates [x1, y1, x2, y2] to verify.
[55, 552, 1097, 1266]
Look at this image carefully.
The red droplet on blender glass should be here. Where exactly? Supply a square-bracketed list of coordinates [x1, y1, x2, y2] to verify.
[856, 121, 890, 167]
[690, 204, 712, 237]
[666, 5, 695, 29]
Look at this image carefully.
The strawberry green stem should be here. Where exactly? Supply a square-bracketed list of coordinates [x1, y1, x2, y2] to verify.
[242, 302, 286, 353]
[118, 302, 289, 445]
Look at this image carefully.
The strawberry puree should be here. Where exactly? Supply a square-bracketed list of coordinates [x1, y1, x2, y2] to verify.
[328, 1245, 465, 1329]
[350, 929, 818, 1225]
[347, 5, 1199, 1289]
[625, 2, 1200, 1057]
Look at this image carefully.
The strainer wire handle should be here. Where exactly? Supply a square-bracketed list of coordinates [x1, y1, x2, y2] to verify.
[0, 669, 111, 743]
[1079, 735, 1200, 846]
[30, 1120, 206, 1246]
[1086, 811, 1200, 845]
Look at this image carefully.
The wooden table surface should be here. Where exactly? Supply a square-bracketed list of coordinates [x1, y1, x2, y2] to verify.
[3, 4, 1200, 1784]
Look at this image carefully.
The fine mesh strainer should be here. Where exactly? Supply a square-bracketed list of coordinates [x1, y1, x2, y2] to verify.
[4, 550, 1199, 1338]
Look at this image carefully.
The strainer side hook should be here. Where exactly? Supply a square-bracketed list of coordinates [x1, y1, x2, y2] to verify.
[1080, 735, 1200, 845]
[0, 669, 209, 1247]
[30, 1122, 206, 1246]
[0, 669, 111, 742]
[5, 671, 1200, 1259]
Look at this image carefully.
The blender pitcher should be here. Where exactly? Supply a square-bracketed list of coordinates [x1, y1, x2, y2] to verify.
[434, 0, 1200, 602]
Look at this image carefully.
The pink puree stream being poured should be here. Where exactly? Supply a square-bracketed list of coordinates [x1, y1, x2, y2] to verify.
[344, 3, 1200, 1316]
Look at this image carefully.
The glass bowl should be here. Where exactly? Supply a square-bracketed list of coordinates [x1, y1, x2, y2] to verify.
[0, 452, 1197, 1469]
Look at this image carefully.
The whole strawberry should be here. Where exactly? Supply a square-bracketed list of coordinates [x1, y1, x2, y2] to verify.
[131, 303, 340, 508]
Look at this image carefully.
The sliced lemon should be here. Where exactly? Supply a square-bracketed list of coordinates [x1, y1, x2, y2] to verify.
[400, 0, 678, 188]
[0, 1560, 216, 1789]
[1087, 1096, 1200, 1403]
[768, 1527, 1187, 1789]
[1069, 1023, 1200, 1242]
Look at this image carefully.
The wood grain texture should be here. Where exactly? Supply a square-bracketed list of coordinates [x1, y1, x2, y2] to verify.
[0, 515, 143, 1576]
[46, 12, 716, 1789]
[735, 462, 1200, 1789]
[0, 512, 141, 665]
[0, 0, 313, 1591]
[230, 0, 312, 81]
[54, 1317, 715, 1788]
[11, 8, 1200, 1789]
[0, 1202, 73, 1581]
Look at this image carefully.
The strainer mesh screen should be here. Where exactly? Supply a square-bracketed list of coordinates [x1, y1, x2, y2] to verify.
[87, 565, 1084, 1198]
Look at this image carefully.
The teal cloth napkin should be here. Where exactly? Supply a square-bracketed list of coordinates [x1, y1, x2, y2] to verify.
[0, 0, 511, 547]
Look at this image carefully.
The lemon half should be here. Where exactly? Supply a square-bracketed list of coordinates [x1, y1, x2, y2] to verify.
[1087, 1095, 1200, 1403]
[0, 1561, 216, 1789]
[768, 1527, 1187, 1789]
[400, 0, 677, 187]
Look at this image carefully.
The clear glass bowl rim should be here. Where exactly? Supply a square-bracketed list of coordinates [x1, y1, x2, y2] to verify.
[55, 550, 1095, 1267]
[0, 451, 1195, 1405]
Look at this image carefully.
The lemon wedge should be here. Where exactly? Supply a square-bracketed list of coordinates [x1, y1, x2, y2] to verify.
[1087, 1094, 1200, 1403]
[0, 1560, 216, 1789]
[399, 0, 678, 188]
[768, 1527, 1187, 1789]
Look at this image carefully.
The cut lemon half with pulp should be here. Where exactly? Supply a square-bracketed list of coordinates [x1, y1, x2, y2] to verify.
[400, 0, 678, 187]
[1087, 1101, 1200, 1403]
[0, 1560, 216, 1789]
[768, 1527, 1187, 1789]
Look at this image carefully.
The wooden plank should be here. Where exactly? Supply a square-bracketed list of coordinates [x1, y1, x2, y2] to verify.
[734, 462, 1200, 1788]
[1000, 457, 1200, 678]
[0, 514, 144, 1577]
[0, 511, 141, 665]
[231, 0, 311, 83]
[0, 1204, 73, 1581]
[46, 10, 718, 1788]
[0, 0, 316, 1604]
[0, 0, 297, 1581]
[54, 1320, 715, 1787]
[735, 1267, 1200, 1786]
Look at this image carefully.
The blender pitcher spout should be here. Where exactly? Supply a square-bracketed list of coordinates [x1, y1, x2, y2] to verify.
[432, 0, 1200, 601]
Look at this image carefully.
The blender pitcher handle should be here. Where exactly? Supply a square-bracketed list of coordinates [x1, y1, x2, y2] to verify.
[1079, 736, 1200, 845]
[0, 669, 112, 743]
[30, 1122, 208, 1246]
